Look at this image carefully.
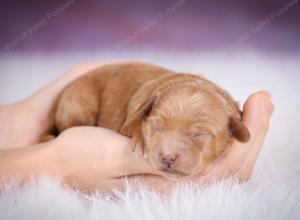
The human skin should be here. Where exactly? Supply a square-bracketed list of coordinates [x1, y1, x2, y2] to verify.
[0, 62, 274, 194]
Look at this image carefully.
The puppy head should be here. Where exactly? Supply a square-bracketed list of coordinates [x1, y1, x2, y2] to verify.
[128, 86, 250, 178]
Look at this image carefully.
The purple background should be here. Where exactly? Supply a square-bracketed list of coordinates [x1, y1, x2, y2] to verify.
[1, 0, 300, 54]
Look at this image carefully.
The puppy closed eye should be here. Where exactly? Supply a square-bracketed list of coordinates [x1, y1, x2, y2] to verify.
[190, 131, 210, 139]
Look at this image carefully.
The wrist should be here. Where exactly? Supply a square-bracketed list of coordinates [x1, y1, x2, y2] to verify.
[0, 142, 63, 182]
[0, 101, 34, 149]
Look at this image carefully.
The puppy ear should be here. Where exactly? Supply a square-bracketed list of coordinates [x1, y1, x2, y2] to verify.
[228, 117, 250, 142]
[136, 96, 157, 120]
[121, 96, 156, 136]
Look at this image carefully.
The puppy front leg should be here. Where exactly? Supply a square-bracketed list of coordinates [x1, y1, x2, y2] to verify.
[120, 122, 146, 158]
[131, 128, 146, 158]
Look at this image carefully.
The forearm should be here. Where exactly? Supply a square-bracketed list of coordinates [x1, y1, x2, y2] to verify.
[0, 140, 192, 195]
[0, 145, 172, 195]
[0, 142, 61, 185]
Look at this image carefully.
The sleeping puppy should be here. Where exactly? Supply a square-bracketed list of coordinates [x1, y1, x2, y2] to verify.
[42, 62, 250, 178]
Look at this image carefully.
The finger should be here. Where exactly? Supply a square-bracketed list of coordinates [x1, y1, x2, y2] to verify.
[242, 91, 274, 135]
[229, 91, 274, 180]
[226, 91, 274, 161]
[241, 91, 274, 161]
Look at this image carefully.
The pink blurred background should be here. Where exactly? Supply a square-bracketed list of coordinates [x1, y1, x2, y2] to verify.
[1, 0, 300, 53]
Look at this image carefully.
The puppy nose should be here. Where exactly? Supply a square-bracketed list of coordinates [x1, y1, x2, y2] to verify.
[161, 154, 178, 168]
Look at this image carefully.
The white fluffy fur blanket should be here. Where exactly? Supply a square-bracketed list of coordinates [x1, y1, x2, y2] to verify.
[0, 50, 299, 220]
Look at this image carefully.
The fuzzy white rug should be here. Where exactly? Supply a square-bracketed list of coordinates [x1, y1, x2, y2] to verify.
[0, 49, 300, 220]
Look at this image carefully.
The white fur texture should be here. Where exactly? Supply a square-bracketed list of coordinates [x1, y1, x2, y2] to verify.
[0, 50, 300, 220]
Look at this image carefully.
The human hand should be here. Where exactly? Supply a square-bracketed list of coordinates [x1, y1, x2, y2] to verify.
[47, 126, 155, 192]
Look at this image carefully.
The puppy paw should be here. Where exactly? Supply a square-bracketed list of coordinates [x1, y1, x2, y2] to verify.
[131, 137, 146, 158]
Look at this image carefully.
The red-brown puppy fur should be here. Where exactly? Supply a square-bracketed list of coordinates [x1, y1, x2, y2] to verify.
[42, 62, 250, 178]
